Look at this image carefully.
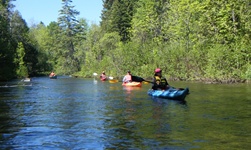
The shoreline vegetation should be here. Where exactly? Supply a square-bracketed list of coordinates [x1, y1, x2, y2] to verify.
[1, 72, 249, 84]
[1, 1, 251, 83]
[73, 73, 250, 84]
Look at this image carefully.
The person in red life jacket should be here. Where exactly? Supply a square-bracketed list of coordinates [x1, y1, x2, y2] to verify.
[100, 71, 107, 80]
[122, 70, 132, 83]
[49, 71, 56, 77]
[152, 68, 170, 90]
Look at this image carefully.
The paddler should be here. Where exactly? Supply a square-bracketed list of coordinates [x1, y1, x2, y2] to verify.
[152, 68, 170, 90]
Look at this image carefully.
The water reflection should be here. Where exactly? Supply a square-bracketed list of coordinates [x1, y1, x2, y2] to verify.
[122, 86, 142, 101]
[0, 78, 250, 149]
[151, 97, 187, 106]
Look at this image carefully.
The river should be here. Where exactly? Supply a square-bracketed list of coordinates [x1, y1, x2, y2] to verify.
[0, 76, 250, 149]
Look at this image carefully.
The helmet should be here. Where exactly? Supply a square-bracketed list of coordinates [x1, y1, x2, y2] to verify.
[155, 68, 162, 73]
[127, 70, 131, 73]
[102, 71, 105, 73]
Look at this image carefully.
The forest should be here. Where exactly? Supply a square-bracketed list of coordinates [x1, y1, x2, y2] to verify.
[1, 0, 251, 83]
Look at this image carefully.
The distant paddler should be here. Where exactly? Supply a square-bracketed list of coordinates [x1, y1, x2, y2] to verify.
[100, 71, 107, 81]
[49, 71, 57, 79]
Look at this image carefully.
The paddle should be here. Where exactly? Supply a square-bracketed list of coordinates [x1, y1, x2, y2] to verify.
[92, 75, 98, 84]
[131, 76, 153, 83]
[143, 80, 153, 84]
[107, 75, 153, 84]
[93, 72, 98, 81]
[132, 75, 185, 90]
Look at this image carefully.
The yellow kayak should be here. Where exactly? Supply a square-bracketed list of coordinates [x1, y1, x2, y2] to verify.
[122, 82, 142, 87]
[109, 79, 119, 83]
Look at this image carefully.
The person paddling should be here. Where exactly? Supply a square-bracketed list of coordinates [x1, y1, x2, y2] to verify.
[49, 71, 56, 77]
[152, 68, 170, 90]
[100, 71, 107, 80]
[122, 70, 132, 83]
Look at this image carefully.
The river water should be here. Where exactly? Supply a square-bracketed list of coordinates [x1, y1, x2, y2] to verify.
[0, 76, 250, 149]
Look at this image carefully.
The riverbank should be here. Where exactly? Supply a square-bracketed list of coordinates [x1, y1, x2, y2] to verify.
[167, 77, 248, 84]
[72, 72, 250, 84]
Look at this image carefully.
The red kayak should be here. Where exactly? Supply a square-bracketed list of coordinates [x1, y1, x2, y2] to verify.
[100, 78, 107, 81]
[122, 82, 142, 87]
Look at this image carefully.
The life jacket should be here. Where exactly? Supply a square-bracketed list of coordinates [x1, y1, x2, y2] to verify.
[124, 74, 132, 82]
[154, 76, 168, 89]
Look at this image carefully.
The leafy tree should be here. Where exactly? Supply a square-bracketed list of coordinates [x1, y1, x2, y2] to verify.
[131, 0, 159, 43]
[46, 21, 62, 71]
[78, 24, 102, 76]
[0, 0, 16, 80]
[10, 10, 38, 76]
[29, 23, 52, 73]
[14, 42, 28, 78]
[3, 0, 251, 82]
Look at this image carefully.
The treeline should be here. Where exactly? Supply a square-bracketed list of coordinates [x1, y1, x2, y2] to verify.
[1, 0, 251, 82]
[0, 0, 38, 80]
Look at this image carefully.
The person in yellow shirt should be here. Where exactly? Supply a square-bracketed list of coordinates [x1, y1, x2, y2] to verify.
[152, 68, 169, 90]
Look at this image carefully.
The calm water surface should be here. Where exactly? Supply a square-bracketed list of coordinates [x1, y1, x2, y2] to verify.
[0, 77, 250, 149]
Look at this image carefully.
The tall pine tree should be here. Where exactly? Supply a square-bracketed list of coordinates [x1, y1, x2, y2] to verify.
[100, 0, 137, 42]
[57, 0, 81, 74]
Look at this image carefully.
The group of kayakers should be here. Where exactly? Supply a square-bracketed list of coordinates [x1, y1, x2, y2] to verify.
[48, 69, 188, 100]
[50, 67, 169, 90]
[100, 68, 169, 90]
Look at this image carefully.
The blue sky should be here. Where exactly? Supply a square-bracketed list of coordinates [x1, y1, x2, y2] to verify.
[13, 0, 103, 26]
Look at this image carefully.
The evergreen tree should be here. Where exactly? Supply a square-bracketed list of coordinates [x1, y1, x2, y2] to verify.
[10, 10, 29, 43]
[100, 0, 115, 32]
[100, 0, 137, 42]
[57, 0, 82, 74]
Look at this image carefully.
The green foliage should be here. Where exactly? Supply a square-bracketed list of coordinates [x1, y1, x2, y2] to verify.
[2, 0, 251, 83]
[245, 64, 251, 79]
[10, 9, 39, 76]
[100, 0, 137, 42]
[0, 0, 17, 80]
[29, 23, 53, 73]
[131, 0, 159, 43]
[56, 0, 84, 75]
[15, 42, 28, 78]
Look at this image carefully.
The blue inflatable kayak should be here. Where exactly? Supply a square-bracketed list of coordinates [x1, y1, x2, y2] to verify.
[148, 87, 189, 101]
